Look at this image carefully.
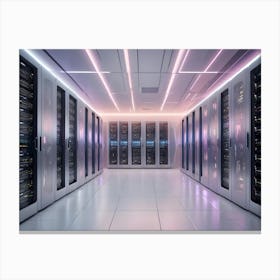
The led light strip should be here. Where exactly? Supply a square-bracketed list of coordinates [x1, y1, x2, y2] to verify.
[160, 49, 185, 111]
[178, 49, 190, 72]
[85, 49, 120, 112]
[123, 49, 135, 111]
[61, 70, 110, 74]
[189, 49, 223, 91]
[102, 113, 184, 117]
[184, 53, 261, 116]
[23, 49, 101, 115]
[180, 71, 219, 74]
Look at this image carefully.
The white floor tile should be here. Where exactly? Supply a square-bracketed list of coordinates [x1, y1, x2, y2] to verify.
[159, 211, 196, 230]
[68, 210, 115, 231]
[156, 197, 185, 210]
[110, 210, 160, 230]
[118, 197, 157, 211]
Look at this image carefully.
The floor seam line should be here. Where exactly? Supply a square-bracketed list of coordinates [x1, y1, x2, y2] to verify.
[108, 195, 120, 231]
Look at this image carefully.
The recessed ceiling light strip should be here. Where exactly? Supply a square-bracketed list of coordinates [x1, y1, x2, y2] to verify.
[184, 53, 261, 116]
[61, 70, 110, 74]
[85, 49, 120, 112]
[179, 71, 219, 74]
[160, 49, 185, 111]
[124, 49, 135, 111]
[23, 49, 101, 115]
[178, 49, 190, 72]
[102, 113, 184, 117]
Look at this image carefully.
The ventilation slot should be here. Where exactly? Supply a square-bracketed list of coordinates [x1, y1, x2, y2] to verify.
[141, 87, 159, 94]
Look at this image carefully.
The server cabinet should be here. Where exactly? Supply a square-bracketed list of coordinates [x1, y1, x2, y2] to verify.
[87, 109, 93, 178]
[186, 114, 193, 176]
[91, 112, 96, 174]
[159, 122, 168, 165]
[198, 107, 202, 181]
[95, 115, 99, 174]
[208, 97, 219, 192]
[68, 95, 78, 186]
[145, 122, 156, 165]
[192, 111, 196, 176]
[181, 119, 185, 169]
[109, 122, 118, 165]
[119, 122, 129, 166]
[248, 62, 261, 216]
[201, 104, 209, 186]
[194, 108, 201, 181]
[41, 69, 57, 209]
[185, 116, 190, 172]
[19, 56, 39, 221]
[220, 89, 230, 190]
[131, 122, 142, 166]
[99, 118, 103, 171]
[55, 86, 67, 200]
[85, 108, 88, 177]
[97, 116, 100, 171]
[230, 72, 248, 208]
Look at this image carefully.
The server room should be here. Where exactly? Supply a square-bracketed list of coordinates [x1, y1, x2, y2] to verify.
[2, 1, 280, 280]
[19, 49, 261, 231]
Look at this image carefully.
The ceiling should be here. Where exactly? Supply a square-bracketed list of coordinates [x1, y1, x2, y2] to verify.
[42, 49, 259, 114]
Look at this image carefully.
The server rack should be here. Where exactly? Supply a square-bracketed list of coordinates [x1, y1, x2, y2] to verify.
[85, 108, 88, 177]
[145, 122, 156, 165]
[131, 122, 142, 166]
[97, 116, 100, 171]
[99, 118, 103, 171]
[208, 97, 219, 192]
[192, 111, 195, 175]
[109, 122, 118, 165]
[159, 122, 168, 165]
[250, 64, 261, 206]
[221, 89, 230, 190]
[91, 112, 95, 174]
[69, 95, 77, 185]
[231, 73, 248, 208]
[19, 56, 38, 211]
[186, 116, 189, 172]
[119, 122, 129, 165]
[201, 104, 209, 186]
[56, 86, 65, 191]
[199, 107, 202, 181]
[181, 119, 185, 169]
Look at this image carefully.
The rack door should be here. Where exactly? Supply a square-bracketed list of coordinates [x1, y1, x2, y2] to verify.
[221, 89, 230, 190]
[91, 112, 95, 174]
[145, 122, 156, 165]
[250, 64, 261, 205]
[109, 122, 118, 165]
[159, 122, 168, 165]
[69, 95, 77, 185]
[56, 86, 65, 191]
[19, 56, 38, 210]
[119, 122, 129, 165]
[231, 75, 248, 208]
[131, 122, 142, 165]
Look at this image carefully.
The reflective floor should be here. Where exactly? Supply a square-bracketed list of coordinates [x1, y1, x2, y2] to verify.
[20, 169, 261, 231]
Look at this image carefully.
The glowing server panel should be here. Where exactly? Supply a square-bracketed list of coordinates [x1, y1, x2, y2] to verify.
[119, 122, 129, 165]
[109, 122, 118, 165]
[19, 56, 38, 210]
[131, 122, 142, 165]
[146, 122, 156, 165]
[159, 122, 168, 165]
